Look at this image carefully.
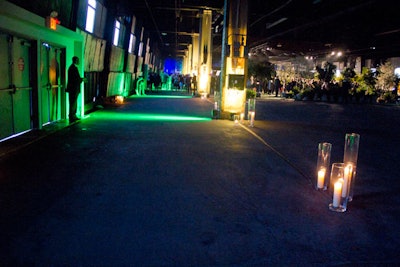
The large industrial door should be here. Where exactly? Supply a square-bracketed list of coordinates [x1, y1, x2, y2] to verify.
[40, 43, 65, 125]
[0, 34, 32, 140]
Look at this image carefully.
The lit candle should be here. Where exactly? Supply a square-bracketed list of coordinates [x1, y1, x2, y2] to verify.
[240, 113, 244, 123]
[317, 168, 325, 189]
[214, 102, 218, 110]
[333, 179, 343, 208]
[250, 111, 255, 126]
[342, 165, 352, 197]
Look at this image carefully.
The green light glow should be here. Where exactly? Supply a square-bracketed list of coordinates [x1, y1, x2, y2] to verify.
[92, 112, 211, 122]
[128, 95, 192, 99]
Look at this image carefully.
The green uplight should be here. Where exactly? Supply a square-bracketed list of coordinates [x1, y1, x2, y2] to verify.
[128, 95, 192, 99]
[93, 112, 211, 122]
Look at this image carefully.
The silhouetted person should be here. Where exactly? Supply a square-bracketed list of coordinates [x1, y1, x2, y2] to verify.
[66, 56, 85, 122]
[192, 74, 197, 95]
[274, 76, 281, 97]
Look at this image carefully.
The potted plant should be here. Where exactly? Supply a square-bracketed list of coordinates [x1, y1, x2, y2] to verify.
[376, 60, 397, 103]
[300, 85, 315, 101]
[246, 88, 256, 99]
[316, 62, 336, 101]
[354, 67, 377, 103]
[339, 67, 356, 103]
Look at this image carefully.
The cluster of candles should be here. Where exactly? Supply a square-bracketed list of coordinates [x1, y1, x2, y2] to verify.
[316, 164, 353, 191]
[315, 133, 360, 213]
[234, 111, 254, 127]
[333, 164, 352, 205]
[318, 162, 354, 212]
[233, 99, 256, 126]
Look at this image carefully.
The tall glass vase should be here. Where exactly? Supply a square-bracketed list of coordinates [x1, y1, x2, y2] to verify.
[343, 133, 360, 201]
[247, 98, 256, 119]
[329, 163, 351, 212]
[315, 142, 332, 190]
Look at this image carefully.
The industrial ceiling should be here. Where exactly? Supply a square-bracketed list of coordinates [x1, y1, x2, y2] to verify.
[102, 0, 400, 64]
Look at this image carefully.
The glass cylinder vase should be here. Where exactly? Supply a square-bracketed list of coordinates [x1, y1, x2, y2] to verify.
[249, 111, 255, 127]
[233, 114, 240, 125]
[315, 142, 332, 191]
[247, 98, 256, 120]
[343, 133, 360, 201]
[329, 163, 351, 212]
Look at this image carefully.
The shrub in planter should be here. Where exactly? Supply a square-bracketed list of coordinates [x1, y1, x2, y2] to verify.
[284, 91, 294, 98]
[316, 62, 336, 84]
[354, 67, 377, 102]
[377, 91, 397, 103]
[377, 61, 396, 92]
[292, 85, 301, 95]
[301, 86, 315, 100]
[246, 89, 256, 99]
[329, 82, 342, 102]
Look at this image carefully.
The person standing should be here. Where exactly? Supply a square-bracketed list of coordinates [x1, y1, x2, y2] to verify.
[66, 56, 85, 122]
[274, 76, 281, 97]
[191, 74, 197, 95]
[268, 79, 274, 95]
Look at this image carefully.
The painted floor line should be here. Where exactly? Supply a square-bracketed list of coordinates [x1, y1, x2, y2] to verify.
[238, 122, 313, 185]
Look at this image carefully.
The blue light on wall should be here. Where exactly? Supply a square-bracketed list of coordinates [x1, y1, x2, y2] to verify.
[164, 58, 183, 74]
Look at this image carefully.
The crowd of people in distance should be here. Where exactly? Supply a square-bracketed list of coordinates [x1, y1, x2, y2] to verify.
[247, 74, 400, 103]
[247, 75, 351, 100]
[145, 71, 197, 94]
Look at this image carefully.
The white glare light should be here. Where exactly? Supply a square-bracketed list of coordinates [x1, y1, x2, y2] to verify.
[395, 68, 400, 77]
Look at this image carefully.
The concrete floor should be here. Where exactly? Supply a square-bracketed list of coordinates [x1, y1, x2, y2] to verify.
[0, 93, 399, 266]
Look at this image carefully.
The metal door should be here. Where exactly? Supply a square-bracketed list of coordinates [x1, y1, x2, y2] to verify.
[40, 43, 65, 125]
[0, 34, 32, 140]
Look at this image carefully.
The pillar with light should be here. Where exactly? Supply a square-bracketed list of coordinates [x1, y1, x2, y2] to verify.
[221, 0, 248, 115]
[187, 44, 193, 76]
[197, 9, 212, 97]
[192, 35, 199, 77]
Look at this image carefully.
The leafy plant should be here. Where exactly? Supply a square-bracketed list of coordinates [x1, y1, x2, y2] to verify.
[342, 67, 356, 81]
[301, 86, 315, 99]
[355, 67, 377, 95]
[316, 62, 336, 83]
[376, 60, 396, 91]
[292, 85, 301, 95]
[246, 89, 256, 99]
[247, 58, 275, 81]
[377, 91, 397, 103]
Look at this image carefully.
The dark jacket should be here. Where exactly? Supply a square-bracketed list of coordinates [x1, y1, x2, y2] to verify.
[274, 77, 281, 89]
[66, 64, 82, 94]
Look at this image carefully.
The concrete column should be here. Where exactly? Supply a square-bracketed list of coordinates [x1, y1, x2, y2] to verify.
[192, 35, 199, 76]
[137, 27, 144, 77]
[221, 0, 248, 114]
[183, 49, 189, 74]
[187, 43, 193, 75]
[144, 37, 150, 65]
[198, 9, 212, 96]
